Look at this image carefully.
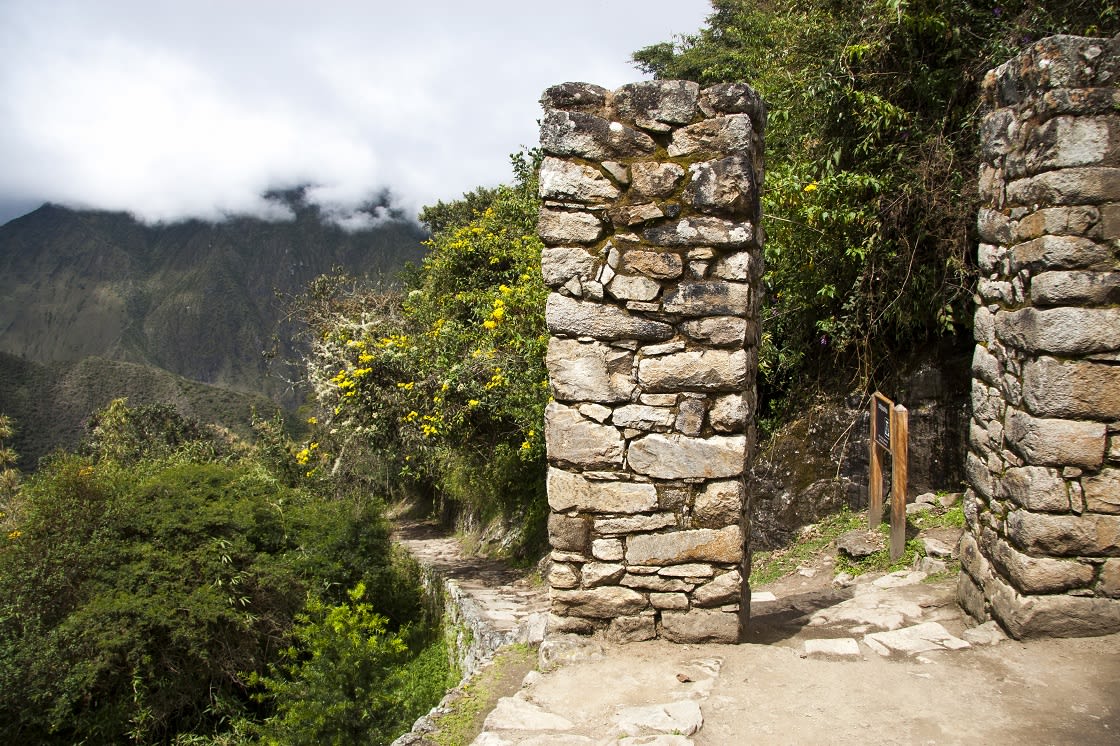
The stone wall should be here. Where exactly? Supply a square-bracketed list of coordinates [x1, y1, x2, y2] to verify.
[959, 34, 1120, 638]
[536, 80, 764, 643]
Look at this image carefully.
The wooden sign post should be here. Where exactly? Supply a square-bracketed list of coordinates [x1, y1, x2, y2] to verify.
[868, 392, 909, 560]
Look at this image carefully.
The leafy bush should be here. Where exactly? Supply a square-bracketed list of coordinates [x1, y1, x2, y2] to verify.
[301, 152, 549, 555]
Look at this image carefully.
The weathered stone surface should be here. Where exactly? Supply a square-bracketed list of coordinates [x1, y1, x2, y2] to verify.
[1014, 205, 1100, 241]
[712, 251, 760, 282]
[659, 563, 715, 578]
[804, 638, 863, 659]
[987, 531, 1095, 593]
[545, 402, 624, 468]
[1005, 167, 1120, 207]
[675, 397, 706, 437]
[483, 695, 576, 732]
[594, 514, 677, 535]
[1101, 559, 1120, 598]
[1032, 271, 1120, 306]
[538, 207, 604, 245]
[626, 526, 743, 565]
[621, 574, 691, 592]
[643, 217, 755, 247]
[616, 700, 703, 738]
[607, 274, 662, 302]
[1010, 235, 1115, 271]
[693, 480, 744, 526]
[1006, 408, 1106, 469]
[863, 622, 970, 657]
[548, 513, 590, 553]
[592, 537, 624, 561]
[546, 294, 674, 341]
[610, 203, 665, 227]
[548, 563, 579, 589]
[629, 162, 686, 198]
[837, 530, 883, 559]
[579, 403, 612, 423]
[1006, 509, 1120, 556]
[668, 114, 755, 157]
[693, 570, 741, 607]
[702, 82, 767, 125]
[620, 249, 683, 279]
[607, 614, 657, 644]
[540, 156, 620, 203]
[997, 307, 1120, 355]
[628, 434, 747, 479]
[998, 465, 1070, 512]
[541, 246, 597, 288]
[978, 207, 1013, 243]
[680, 316, 748, 346]
[709, 394, 748, 432]
[547, 468, 658, 514]
[612, 404, 676, 431]
[686, 155, 756, 215]
[581, 562, 626, 588]
[649, 592, 690, 610]
[987, 575, 1120, 638]
[547, 338, 635, 403]
[659, 608, 739, 643]
[540, 82, 608, 113]
[1084, 469, 1120, 514]
[638, 349, 747, 391]
[551, 586, 648, 618]
[614, 80, 700, 126]
[1007, 114, 1119, 177]
[1023, 356, 1120, 420]
[662, 281, 751, 316]
[540, 109, 657, 160]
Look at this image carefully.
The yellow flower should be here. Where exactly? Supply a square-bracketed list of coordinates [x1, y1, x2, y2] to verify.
[468, 399, 480, 408]
[483, 319, 497, 330]
[803, 182, 818, 192]
[307, 416, 318, 425]
[7, 530, 21, 541]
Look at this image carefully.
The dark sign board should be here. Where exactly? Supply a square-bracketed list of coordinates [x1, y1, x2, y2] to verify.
[874, 396, 892, 450]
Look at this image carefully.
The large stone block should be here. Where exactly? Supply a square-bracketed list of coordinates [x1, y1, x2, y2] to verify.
[595, 514, 677, 535]
[538, 207, 604, 245]
[551, 586, 648, 618]
[612, 404, 675, 431]
[541, 247, 597, 288]
[662, 281, 751, 316]
[625, 525, 743, 565]
[686, 155, 757, 215]
[540, 82, 608, 113]
[1005, 167, 1120, 207]
[701, 82, 767, 127]
[987, 573, 1120, 638]
[546, 294, 673, 341]
[547, 337, 635, 403]
[997, 307, 1120, 356]
[620, 249, 684, 279]
[627, 434, 747, 479]
[606, 274, 662, 302]
[1005, 408, 1106, 469]
[693, 479, 745, 526]
[1084, 469, 1120, 514]
[709, 393, 748, 433]
[539, 157, 620, 203]
[540, 109, 657, 160]
[1101, 559, 1120, 598]
[1014, 205, 1099, 241]
[998, 465, 1070, 512]
[629, 162, 686, 199]
[642, 217, 756, 248]
[1022, 356, 1120, 420]
[613, 80, 700, 126]
[545, 402, 624, 469]
[1031, 270, 1120, 306]
[1010, 235, 1114, 271]
[546, 468, 658, 514]
[1007, 115, 1120, 178]
[692, 570, 742, 607]
[548, 513, 590, 553]
[986, 530, 1095, 593]
[1006, 509, 1120, 557]
[638, 349, 748, 391]
[659, 608, 740, 643]
[668, 114, 755, 157]
[680, 316, 749, 346]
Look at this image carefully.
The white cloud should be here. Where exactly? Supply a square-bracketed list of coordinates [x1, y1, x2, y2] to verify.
[0, 0, 711, 226]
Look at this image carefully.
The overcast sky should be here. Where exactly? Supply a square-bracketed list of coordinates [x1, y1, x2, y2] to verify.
[0, 1, 713, 228]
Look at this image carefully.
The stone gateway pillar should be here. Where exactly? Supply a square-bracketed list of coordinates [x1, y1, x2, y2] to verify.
[537, 80, 765, 643]
[960, 35, 1120, 638]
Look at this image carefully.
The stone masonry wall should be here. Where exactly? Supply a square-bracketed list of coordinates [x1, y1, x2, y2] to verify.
[959, 34, 1120, 638]
[537, 80, 765, 643]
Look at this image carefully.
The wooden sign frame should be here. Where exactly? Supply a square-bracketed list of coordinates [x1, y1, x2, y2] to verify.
[868, 392, 909, 560]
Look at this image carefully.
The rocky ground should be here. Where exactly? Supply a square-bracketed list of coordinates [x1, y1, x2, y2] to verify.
[395, 519, 1120, 745]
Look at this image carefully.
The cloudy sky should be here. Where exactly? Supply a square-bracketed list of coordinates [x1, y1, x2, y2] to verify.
[0, 1, 713, 228]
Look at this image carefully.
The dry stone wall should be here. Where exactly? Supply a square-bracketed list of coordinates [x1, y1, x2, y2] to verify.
[537, 80, 765, 643]
[960, 34, 1120, 638]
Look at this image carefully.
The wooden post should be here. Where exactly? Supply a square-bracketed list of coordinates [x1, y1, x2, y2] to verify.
[889, 404, 909, 561]
[868, 392, 892, 530]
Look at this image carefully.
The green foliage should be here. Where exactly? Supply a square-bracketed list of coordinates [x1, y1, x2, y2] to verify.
[0, 399, 433, 744]
[252, 583, 454, 746]
[749, 508, 864, 586]
[0, 414, 19, 515]
[302, 152, 549, 555]
[635, 0, 1118, 413]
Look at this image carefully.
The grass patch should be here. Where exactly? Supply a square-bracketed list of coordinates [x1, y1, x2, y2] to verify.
[429, 643, 537, 746]
[749, 509, 864, 586]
